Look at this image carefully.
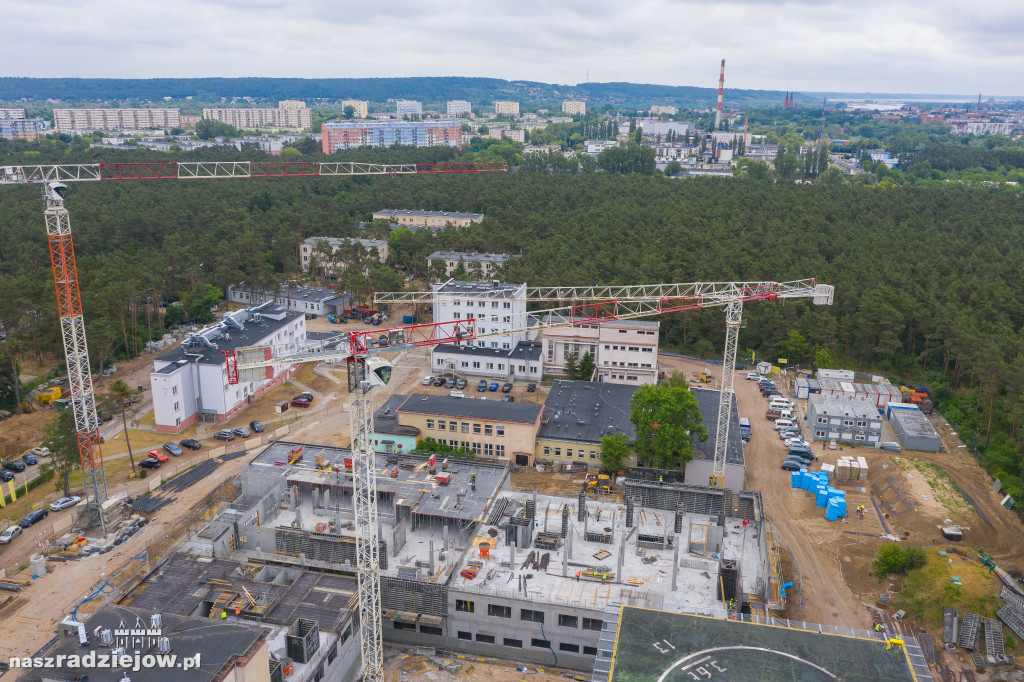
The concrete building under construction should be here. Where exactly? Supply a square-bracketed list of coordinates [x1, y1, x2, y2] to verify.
[114, 439, 784, 676]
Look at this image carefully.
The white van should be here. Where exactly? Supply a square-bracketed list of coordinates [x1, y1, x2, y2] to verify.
[769, 397, 794, 409]
[777, 410, 795, 421]
[773, 419, 796, 431]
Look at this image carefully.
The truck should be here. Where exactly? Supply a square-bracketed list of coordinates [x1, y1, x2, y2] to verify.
[765, 407, 783, 420]
[35, 387, 62, 405]
[739, 418, 751, 441]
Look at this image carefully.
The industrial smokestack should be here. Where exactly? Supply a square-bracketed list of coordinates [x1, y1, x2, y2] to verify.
[715, 59, 726, 130]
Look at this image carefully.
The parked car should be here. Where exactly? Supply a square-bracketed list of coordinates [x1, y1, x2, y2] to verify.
[502, 395, 515, 402]
[291, 397, 311, 408]
[445, 378, 455, 389]
[295, 392, 314, 401]
[50, 496, 82, 511]
[3, 461, 26, 473]
[18, 508, 48, 528]
[233, 427, 251, 438]
[139, 458, 162, 470]
[456, 378, 467, 390]
[527, 383, 537, 392]
[489, 382, 499, 392]
[214, 430, 236, 441]
[21, 453, 37, 466]
[773, 419, 796, 432]
[147, 450, 169, 463]
[249, 421, 264, 433]
[0, 525, 22, 544]
[433, 377, 446, 387]
[179, 438, 201, 450]
[449, 391, 465, 399]
[0, 470, 13, 482]
[422, 375, 435, 386]
[745, 372, 760, 380]
[98, 411, 113, 422]
[501, 383, 512, 393]
[30, 446, 50, 458]
[163, 442, 184, 457]
[781, 460, 804, 471]
[477, 380, 488, 392]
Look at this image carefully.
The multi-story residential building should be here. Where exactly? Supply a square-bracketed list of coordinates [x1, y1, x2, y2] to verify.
[806, 394, 883, 445]
[372, 208, 483, 228]
[179, 114, 202, 128]
[947, 120, 1013, 135]
[494, 100, 520, 115]
[499, 128, 525, 143]
[0, 118, 48, 141]
[395, 99, 423, 115]
[542, 319, 659, 385]
[650, 105, 679, 116]
[0, 108, 26, 119]
[427, 251, 509, 277]
[300, 236, 389, 273]
[637, 120, 695, 138]
[534, 380, 639, 466]
[226, 283, 350, 316]
[201, 102, 312, 131]
[394, 394, 542, 465]
[447, 100, 472, 117]
[53, 108, 180, 134]
[321, 120, 461, 152]
[341, 99, 369, 118]
[562, 101, 586, 116]
[149, 303, 307, 433]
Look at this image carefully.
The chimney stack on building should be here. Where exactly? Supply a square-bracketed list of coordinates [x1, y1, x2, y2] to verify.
[715, 59, 726, 129]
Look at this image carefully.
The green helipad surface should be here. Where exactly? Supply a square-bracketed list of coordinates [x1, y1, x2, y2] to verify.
[610, 607, 917, 682]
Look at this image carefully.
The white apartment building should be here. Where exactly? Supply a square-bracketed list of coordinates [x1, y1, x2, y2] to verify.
[395, 100, 423, 115]
[201, 102, 312, 131]
[542, 319, 659, 385]
[300, 236, 389, 273]
[494, 101, 520, 115]
[447, 100, 472, 117]
[149, 303, 306, 433]
[341, 99, 369, 118]
[427, 251, 508, 277]
[562, 101, 586, 116]
[650, 105, 679, 116]
[53, 108, 180, 134]
[431, 280, 529, 351]
[0, 109, 26, 120]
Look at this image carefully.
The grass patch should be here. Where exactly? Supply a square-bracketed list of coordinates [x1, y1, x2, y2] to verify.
[134, 410, 156, 427]
[893, 550, 1003, 629]
[893, 457, 971, 516]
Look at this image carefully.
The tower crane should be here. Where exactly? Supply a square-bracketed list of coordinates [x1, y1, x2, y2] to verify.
[228, 278, 833, 680]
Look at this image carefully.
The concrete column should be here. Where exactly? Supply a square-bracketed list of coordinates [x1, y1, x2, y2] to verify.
[662, 531, 667, 551]
[567, 526, 573, 560]
[322, 489, 331, 510]
[294, 505, 303, 530]
[616, 532, 626, 582]
[443, 525, 449, 552]
[429, 540, 435, 576]
[672, 543, 680, 591]
[312, 487, 319, 510]
[511, 540, 516, 571]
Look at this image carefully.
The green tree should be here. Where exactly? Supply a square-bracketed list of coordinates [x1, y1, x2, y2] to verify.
[629, 384, 707, 469]
[343, 105, 356, 119]
[662, 371, 689, 388]
[872, 543, 927, 581]
[736, 158, 771, 180]
[664, 160, 683, 176]
[578, 352, 595, 380]
[564, 352, 579, 380]
[40, 407, 79, 498]
[182, 284, 223, 324]
[814, 346, 834, 369]
[600, 432, 630, 473]
[194, 119, 238, 140]
[108, 379, 138, 473]
[368, 265, 405, 294]
[777, 330, 809, 363]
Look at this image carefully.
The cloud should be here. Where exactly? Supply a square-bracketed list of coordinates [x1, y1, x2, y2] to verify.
[2, 0, 1021, 95]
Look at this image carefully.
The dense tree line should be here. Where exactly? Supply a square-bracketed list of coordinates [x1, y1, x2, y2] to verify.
[907, 143, 1024, 172]
[0, 141, 1023, 501]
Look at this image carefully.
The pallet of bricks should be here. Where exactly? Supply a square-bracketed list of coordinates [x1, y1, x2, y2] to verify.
[834, 456, 868, 482]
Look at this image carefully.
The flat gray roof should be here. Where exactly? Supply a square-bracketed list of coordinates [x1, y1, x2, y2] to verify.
[302, 236, 387, 249]
[428, 250, 509, 263]
[691, 387, 744, 466]
[374, 209, 483, 220]
[435, 280, 523, 298]
[397, 393, 542, 425]
[808, 393, 879, 419]
[155, 309, 304, 366]
[538, 380, 638, 445]
[889, 409, 941, 439]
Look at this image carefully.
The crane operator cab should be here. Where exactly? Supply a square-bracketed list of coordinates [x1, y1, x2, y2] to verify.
[361, 357, 392, 389]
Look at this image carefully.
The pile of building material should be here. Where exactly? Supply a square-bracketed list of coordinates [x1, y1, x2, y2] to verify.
[790, 469, 847, 520]
[834, 456, 868, 481]
[460, 560, 483, 580]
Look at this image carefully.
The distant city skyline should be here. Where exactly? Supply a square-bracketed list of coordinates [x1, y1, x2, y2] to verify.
[3, 0, 1021, 96]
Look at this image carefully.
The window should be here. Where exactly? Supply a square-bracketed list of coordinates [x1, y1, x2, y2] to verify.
[456, 600, 474, 613]
[426, 419, 435, 429]
[473, 362, 480, 369]
[642, 347, 653, 352]
[618, 329, 627, 334]
[485, 425, 493, 436]
[590, 451, 597, 459]
[173, 401, 180, 412]
[604, 345, 610, 350]
[578, 451, 585, 458]
[582, 618, 603, 631]
[449, 421, 457, 431]
[488, 604, 512, 618]
[521, 609, 544, 623]
[491, 302, 498, 308]
[394, 621, 417, 631]
[855, 434, 865, 441]
[856, 420, 866, 427]
[502, 343, 510, 350]
[438, 421, 446, 431]
[171, 385, 178, 395]
[628, 346, 639, 352]
[486, 363, 494, 370]
[461, 422, 470, 433]
[496, 425, 504, 437]
[558, 615, 578, 628]
[457, 631, 472, 641]
[496, 444, 505, 458]
[559, 643, 580, 653]
[473, 423, 482, 434]
[174, 417, 181, 426]
[817, 417, 827, 424]
[504, 638, 523, 648]
[565, 449, 573, 458]
[815, 430, 826, 438]
[476, 633, 496, 644]
[543, 446, 550, 456]
[484, 443, 494, 457]
[420, 625, 442, 636]
[498, 364, 505, 370]
[327, 644, 336, 664]
[554, 448, 561, 457]
[453, 312, 461, 319]
[531, 638, 549, 648]
[584, 646, 598, 656]
[843, 419, 853, 426]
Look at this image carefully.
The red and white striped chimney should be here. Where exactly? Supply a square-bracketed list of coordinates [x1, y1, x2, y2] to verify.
[715, 59, 725, 129]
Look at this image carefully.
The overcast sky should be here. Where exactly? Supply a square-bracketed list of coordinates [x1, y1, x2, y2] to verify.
[4, 0, 1022, 95]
